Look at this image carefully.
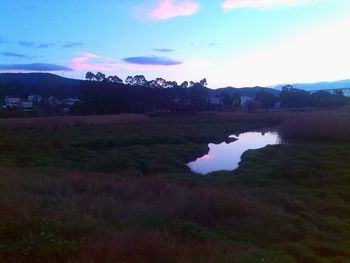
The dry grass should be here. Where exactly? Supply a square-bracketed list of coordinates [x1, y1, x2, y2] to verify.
[214, 111, 286, 124]
[215, 109, 350, 142]
[79, 230, 236, 263]
[0, 169, 270, 262]
[0, 114, 150, 129]
[278, 109, 350, 141]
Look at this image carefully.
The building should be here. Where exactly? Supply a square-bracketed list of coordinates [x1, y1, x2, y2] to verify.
[28, 95, 43, 104]
[21, 101, 33, 111]
[48, 96, 61, 105]
[4, 97, 21, 108]
[63, 98, 80, 106]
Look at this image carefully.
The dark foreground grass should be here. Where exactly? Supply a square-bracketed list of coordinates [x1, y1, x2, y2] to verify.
[1, 112, 350, 262]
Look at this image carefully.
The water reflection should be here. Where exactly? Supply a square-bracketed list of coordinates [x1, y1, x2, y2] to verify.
[187, 132, 280, 175]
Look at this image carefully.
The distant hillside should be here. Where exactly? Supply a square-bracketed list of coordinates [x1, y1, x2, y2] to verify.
[0, 73, 81, 98]
[208, 86, 280, 98]
[0, 73, 281, 100]
[274, 79, 350, 91]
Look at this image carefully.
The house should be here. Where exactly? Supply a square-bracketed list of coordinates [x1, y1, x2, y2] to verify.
[28, 95, 42, 104]
[48, 96, 61, 105]
[21, 101, 33, 111]
[62, 98, 80, 106]
[4, 97, 21, 108]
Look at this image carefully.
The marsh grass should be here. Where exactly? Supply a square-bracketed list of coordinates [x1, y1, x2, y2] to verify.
[0, 114, 150, 129]
[1, 111, 350, 262]
[278, 110, 350, 141]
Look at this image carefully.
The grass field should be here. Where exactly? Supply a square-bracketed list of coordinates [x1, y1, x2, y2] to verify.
[1, 110, 350, 262]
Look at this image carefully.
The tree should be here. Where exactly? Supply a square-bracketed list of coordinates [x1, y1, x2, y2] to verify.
[125, 76, 133, 85]
[232, 93, 241, 110]
[189, 83, 208, 110]
[132, 75, 148, 86]
[221, 92, 233, 109]
[85, 71, 95, 81]
[255, 90, 278, 109]
[165, 81, 178, 89]
[95, 72, 106, 82]
[312, 90, 347, 107]
[199, 78, 208, 87]
[149, 78, 167, 88]
[180, 81, 189, 89]
[279, 86, 313, 108]
[107, 75, 123, 84]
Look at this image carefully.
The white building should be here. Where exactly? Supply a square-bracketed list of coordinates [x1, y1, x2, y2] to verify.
[4, 97, 21, 108]
[28, 95, 42, 104]
[21, 101, 33, 111]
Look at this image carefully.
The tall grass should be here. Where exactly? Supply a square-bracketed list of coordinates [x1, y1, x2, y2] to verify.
[0, 114, 150, 129]
[0, 169, 277, 262]
[214, 111, 286, 124]
[278, 110, 350, 141]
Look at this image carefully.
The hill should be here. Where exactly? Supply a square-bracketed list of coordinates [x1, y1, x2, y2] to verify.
[0, 73, 81, 98]
[274, 79, 350, 91]
[0, 73, 281, 100]
[208, 86, 280, 98]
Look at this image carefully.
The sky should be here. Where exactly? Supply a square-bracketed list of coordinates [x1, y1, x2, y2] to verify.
[0, 0, 350, 88]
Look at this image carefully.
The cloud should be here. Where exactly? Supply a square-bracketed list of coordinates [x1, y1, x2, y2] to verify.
[1, 52, 34, 59]
[0, 63, 73, 71]
[123, 56, 183, 65]
[17, 40, 84, 49]
[153, 48, 175, 52]
[61, 42, 84, 48]
[207, 42, 218, 47]
[18, 41, 56, 49]
[221, 0, 318, 10]
[69, 52, 182, 73]
[148, 0, 199, 20]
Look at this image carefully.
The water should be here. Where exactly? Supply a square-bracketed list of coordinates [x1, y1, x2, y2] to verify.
[187, 131, 281, 175]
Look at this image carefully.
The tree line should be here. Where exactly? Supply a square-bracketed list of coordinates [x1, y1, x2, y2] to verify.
[71, 72, 209, 115]
[70, 72, 349, 115]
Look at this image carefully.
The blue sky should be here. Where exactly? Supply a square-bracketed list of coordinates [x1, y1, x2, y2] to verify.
[0, 0, 350, 87]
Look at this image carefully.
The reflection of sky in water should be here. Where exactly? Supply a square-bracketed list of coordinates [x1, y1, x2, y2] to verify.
[187, 132, 280, 175]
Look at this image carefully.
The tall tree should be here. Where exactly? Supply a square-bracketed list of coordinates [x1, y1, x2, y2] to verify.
[180, 81, 189, 89]
[95, 72, 106, 82]
[85, 71, 95, 81]
[199, 78, 208, 87]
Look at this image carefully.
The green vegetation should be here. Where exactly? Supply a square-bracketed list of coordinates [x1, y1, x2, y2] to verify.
[1, 111, 350, 262]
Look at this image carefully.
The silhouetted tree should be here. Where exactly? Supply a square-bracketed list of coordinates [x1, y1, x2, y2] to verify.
[107, 75, 123, 84]
[255, 90, 278, 109]
[132, 75, 148, 86]
[125, 76, 133, 85]
[232, 93, 241, 110]
[95, 72, 106, 82]
[221, 92, 233, 109]
[180, 81, 189, 89]
[85, 72, 95, 81]
[199, 78, 208, 87]
[189, 83, 208, 110]
[279, 86, 313, 108]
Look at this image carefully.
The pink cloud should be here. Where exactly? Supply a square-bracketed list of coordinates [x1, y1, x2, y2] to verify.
[71, 52, 100, 64]
[69, 52, 179, 72]
[148, 0, 199, 20]
[221, 0, 317, 10]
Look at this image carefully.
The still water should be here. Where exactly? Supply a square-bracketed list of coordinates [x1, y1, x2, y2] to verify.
[187, 132, 281, 175]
